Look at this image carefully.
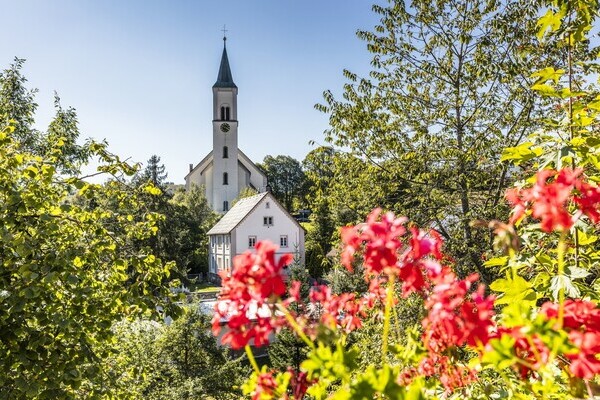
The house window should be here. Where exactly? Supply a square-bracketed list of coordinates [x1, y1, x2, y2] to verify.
[223, 146, 228, 158]
[248, 236, 257, 248]
[223, 201, 229, 212]
[280, 235, 288, 248]
[266, 202, 270, 209]
[217, 235, 222, 245]
[263, 216, 273, 226]
[223, 172, 228, 185]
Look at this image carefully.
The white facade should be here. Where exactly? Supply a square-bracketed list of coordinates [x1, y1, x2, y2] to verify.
[184, 42, 267, 213]
[207, 192, 305, 282]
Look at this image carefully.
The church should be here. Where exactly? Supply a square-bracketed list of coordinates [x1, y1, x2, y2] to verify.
[185, 38, 267, 213]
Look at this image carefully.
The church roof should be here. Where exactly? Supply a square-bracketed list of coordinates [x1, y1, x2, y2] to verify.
[213, 42, 237, 89]
[207, 192, 269, 235]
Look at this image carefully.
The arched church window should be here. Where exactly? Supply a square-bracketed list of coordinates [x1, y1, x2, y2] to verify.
[223, 146, 228, 158]
[220, 106, 225, 120]
[223, 172, 228, 185]
[223, 201, 229, 212]
[225, 107, 230, 121]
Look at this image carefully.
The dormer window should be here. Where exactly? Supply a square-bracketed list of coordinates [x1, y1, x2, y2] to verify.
[223, 146, 228, 158]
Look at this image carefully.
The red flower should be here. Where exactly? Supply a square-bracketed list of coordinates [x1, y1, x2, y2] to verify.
[540, 299, 600, 379]
[506, 168, 600, 232]
[541, 299, 600, 332]
[567, 331, 600, 380]
[288, 368, 314, 400]
[308, 285, 366, 334]
[252, 371, 279, 400]
[212, 241, 293, 349]
[490, 326, 550, 379]
[341, 208, 407, 274]
[422, 273, 495, 352]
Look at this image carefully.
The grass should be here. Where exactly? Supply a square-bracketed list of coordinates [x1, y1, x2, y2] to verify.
[188, 282, 221, 293]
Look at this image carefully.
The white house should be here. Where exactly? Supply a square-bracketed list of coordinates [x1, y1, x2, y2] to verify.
[206, 192, 305, 282]
[185, 37, 267, 213]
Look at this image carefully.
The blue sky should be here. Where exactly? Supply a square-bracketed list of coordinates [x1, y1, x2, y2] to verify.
[1, 1, 381, 183]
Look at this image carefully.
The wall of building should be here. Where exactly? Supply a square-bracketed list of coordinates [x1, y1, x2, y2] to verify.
[235, 196, 305, 265]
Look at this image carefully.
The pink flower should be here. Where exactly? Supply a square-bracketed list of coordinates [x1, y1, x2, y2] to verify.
[212, 241, 293, 349]
[422, 274, 496, 352]
[506, 168, 600, 232]
[341, 208, 407, 274]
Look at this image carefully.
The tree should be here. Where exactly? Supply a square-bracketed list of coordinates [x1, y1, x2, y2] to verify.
[259, 155, 306, 211]
[315, 0, 576, 281]
[169, 185, 218, 276]
[0, 58, 41, 154]
[106, 309, 249, 399]
[135, 154, 168, 188]
[0, 121, 180, 398]
[44, 93, 90, 174]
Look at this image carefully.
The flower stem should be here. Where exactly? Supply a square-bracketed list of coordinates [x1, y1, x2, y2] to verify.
[245, 344, 260, 373]
[382, 274, 395, 362]
[557, 231, 567, 328]
[277, 304, 315, 350]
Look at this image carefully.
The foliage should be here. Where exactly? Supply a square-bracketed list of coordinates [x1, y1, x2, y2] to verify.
[0, 121, 181, 398]
[259, 155, 306, 211]
[107, 309, 249, 399]
[168, 185, 217, 276]
[314, 0, 592, 282]
[135, 154, 168, 188]
[0, 58, 40, 152]
[212, 0, 600, 399]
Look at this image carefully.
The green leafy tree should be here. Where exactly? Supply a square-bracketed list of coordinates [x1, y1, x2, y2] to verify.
[169, 185, 218, 276]
[107, 309, 249, 399]
[0, 58, 40, 152]
[315, 0, 575, 281]
[44, 93, 89, 174]
[0, 122, 180, 398]
[259, 155, 306, 211]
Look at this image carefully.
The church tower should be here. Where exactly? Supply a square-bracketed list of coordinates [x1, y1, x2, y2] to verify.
[212, 36, 239, 212]
[184, 36, 267, 213]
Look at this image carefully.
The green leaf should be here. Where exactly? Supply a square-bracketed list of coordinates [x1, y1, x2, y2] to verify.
[490, 275, 537, 306]
[500, 142, 543, 164]
[550, 275, 580, 300]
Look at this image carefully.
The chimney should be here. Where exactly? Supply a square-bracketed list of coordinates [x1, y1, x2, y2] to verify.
[189, 163, 193, 172]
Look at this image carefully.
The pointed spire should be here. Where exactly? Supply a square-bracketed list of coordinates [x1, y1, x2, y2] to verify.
[213, 33, 237, 89]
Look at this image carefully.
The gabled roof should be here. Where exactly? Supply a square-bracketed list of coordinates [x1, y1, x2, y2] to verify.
[207, 192, 269, 235]
[213, 43, 237, 89]
[185, 150, 214, 179]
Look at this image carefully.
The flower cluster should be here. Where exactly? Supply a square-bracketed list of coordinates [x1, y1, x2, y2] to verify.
[422, 273, 495, 352]
[212, 241, 293, 349]
[506, 168, 600, 232]
[541, 300, 600, 379]
[341, 208, 445, 297]
[307, 284, 367, 334]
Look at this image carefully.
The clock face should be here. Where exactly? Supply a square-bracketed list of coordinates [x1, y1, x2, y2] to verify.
[220, 123, 231, 133]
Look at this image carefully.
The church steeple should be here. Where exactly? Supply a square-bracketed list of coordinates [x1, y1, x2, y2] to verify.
[213, 38, 237, 89]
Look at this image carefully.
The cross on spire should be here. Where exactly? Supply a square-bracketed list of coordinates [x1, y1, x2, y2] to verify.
[221, 25, 228, 43]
